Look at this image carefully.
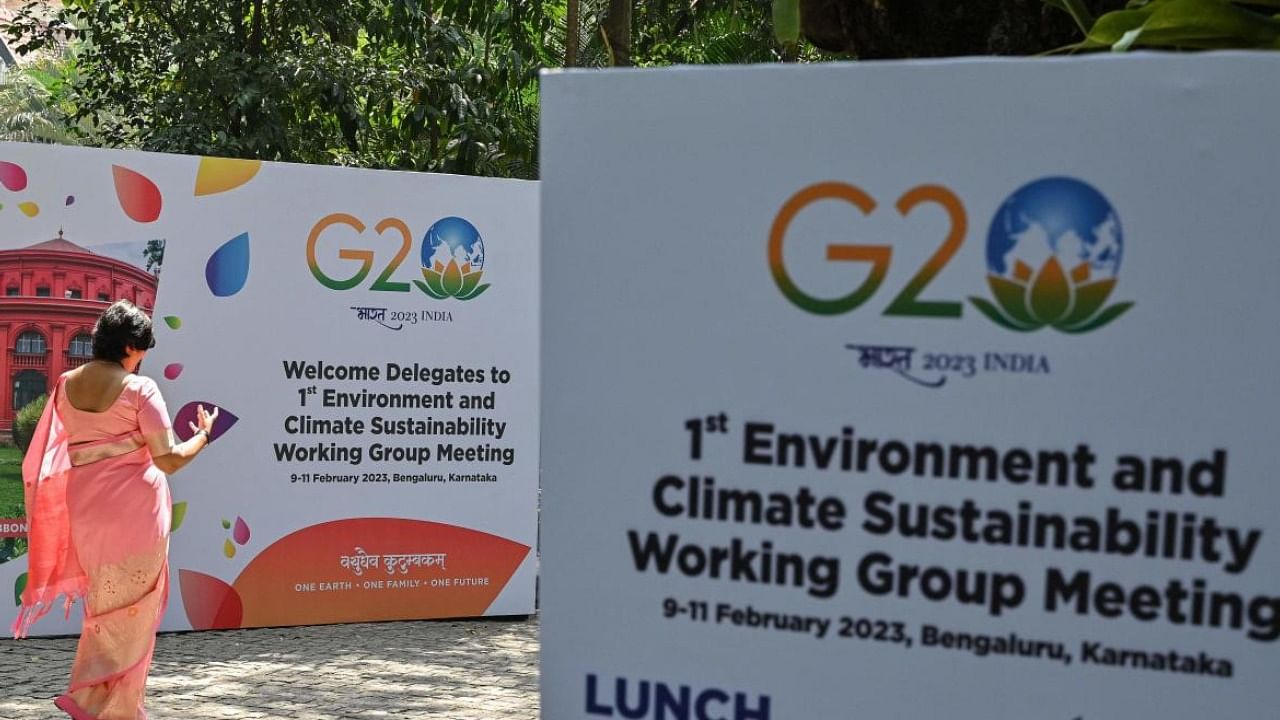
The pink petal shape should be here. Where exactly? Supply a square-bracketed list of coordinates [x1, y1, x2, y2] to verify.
[112, 165, 162, 223]
[178, 569, 243, 630]
[0, 162, 27, 191]
[163, 363, 184, 380]
[233, 517, 250, 545]
[174, 402, 238, 442]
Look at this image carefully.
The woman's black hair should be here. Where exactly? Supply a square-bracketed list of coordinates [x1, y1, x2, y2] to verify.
[92, 300, 156, 362]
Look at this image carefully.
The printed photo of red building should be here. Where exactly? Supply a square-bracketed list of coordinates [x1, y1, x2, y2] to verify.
[0, 231, 160, 432]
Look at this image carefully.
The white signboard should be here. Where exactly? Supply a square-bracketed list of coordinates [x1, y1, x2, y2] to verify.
[540, 54, 1280, 718]
[0, 143, 538, 633]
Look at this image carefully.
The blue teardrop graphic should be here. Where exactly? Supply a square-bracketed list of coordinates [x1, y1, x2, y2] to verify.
[206, 232, 250, 297]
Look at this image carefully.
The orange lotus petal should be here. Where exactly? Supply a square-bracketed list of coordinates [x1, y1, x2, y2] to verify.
[1013, 261, 1034, 282]
[1027, 257, 1071, 324]
[1070, 262, 1091, 284]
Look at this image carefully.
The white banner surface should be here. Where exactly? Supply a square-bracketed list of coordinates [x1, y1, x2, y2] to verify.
[541, 54, 1280, 718]
[0, 143, 538, 633]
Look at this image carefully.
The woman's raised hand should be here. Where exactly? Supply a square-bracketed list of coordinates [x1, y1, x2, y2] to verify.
[187, 404, 220, 438]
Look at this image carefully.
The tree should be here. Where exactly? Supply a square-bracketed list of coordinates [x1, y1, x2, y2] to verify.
[795, 0, 1128, 57]
[144, 240, 166, 276]
[6, 0, 556, 177]
[792, 0, 1280, 57]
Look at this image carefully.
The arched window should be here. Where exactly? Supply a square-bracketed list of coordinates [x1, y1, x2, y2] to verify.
[13, 370, 46, 410]
[69, 334, 93, 358]
[15, 331, 46, 355]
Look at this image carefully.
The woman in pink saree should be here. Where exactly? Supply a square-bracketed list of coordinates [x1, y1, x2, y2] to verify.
[14, 301, 217, 720]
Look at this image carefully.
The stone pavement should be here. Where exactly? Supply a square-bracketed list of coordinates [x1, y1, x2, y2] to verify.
[0, 616, 539, 719]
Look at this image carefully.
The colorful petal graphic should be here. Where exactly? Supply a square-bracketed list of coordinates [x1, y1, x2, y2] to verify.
[163, 363, 184, 380]
[163, 316, 182, 330]
[170, 501, 188, 532]
[221, 518, 231, 530]
[223, 539, 236, 558]
[112, 165, 162, 223]
[206, 232, 250, 297]
[194, 157, 262, 196]
[0, 161, 27, 191]
[178, 570, 244, 630]
[174, 402, 239, 443]
[229, 519, 531, 627]
[65, 195, 75, 206]
[14, 572, 27, 606]
[233, 517, 251, 545]
[18, 202, 38, 217]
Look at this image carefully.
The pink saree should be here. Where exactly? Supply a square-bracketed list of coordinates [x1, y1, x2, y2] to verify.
[15, 373, 174, 720]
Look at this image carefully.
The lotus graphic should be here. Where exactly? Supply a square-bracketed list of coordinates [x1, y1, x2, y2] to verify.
[971, 177, 1133, 333]
[415, 216, 490, 301]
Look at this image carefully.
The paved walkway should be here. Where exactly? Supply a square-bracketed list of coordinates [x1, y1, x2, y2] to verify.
[0, 616, 539, 719]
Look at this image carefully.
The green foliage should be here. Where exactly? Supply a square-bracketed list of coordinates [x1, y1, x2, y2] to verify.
[13, 395, 47, 455]
[144, 240, 166, 276]
[0, 46, 105, 145]
[1047, 0, 1280, 51]
[4, 1, 822, 176]
[0, 445, 30, 566]
[6, 0, 555, 177]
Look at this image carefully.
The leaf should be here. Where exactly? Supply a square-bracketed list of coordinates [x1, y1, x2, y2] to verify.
[772, 0, 800, 46]
[1058, 302, 1135, 334]
[1083, 0, 1280, 51]
[14, 572, 27, 606]
[1044, 0, 1097, 32]
[969, 297, 1039, 332]
[171, 501, 188, 532]
[1113, 27, 1145, 51]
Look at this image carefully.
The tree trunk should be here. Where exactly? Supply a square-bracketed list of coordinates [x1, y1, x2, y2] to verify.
[566, 0, 580, 67]
[799, 0, 1128, 58]
[604, 0, 632, 67]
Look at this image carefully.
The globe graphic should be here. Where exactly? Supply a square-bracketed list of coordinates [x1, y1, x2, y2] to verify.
[422, 216, 485, 271]
[986, 177, 1122, 280]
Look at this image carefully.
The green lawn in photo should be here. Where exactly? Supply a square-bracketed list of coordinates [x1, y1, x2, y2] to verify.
[0, 445, 28, 566]
[0, 445, 23, 518]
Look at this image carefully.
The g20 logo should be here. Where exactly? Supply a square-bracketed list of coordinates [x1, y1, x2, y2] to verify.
[307, 213, 490, 301]
[768, 176, 1133, 333]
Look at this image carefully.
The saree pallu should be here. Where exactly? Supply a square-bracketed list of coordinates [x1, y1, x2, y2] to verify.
[16, 377, 173, 720]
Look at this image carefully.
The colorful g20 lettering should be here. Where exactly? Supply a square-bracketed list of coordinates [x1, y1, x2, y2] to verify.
[307, 214, 490, 301]
[769, 177, 1133, 333]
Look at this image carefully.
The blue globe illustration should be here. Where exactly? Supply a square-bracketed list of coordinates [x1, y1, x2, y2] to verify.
[422, 216, 485, 271]
[986, 177, 1122, 280]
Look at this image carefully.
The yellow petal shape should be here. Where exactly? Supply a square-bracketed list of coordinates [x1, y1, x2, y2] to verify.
[1028, 257, 1071, 324]
[223, 539, 236, 558]
[18, 201, 39, 217]
[195, 157, 262, 196]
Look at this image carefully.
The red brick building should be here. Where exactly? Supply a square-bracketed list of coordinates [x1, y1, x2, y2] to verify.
[0, 233, 158, 432]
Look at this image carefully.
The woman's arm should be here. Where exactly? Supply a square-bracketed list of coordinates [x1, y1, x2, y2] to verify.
[151, 430, 211, 474]
[148, 402, 218, 474]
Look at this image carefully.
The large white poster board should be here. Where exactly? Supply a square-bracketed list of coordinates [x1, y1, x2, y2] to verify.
[0, 143, 538, 633]
[540, 54, 1280, 717]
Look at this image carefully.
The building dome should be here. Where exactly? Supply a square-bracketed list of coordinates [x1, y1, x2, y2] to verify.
[0, 231, 160, 431]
